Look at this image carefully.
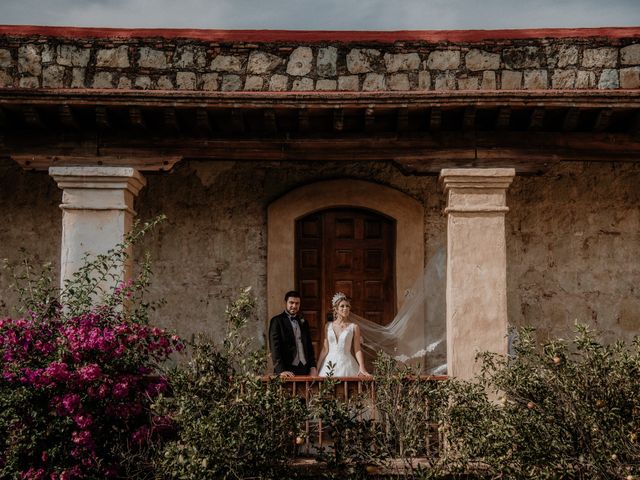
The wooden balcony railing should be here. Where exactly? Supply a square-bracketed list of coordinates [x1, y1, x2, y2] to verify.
[265, 375, 448, 457]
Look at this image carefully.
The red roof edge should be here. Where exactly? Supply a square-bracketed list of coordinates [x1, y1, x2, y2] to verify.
[0, 25, 639, 43]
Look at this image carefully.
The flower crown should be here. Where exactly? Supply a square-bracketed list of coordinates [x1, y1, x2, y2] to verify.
[332, 292, 348, 307]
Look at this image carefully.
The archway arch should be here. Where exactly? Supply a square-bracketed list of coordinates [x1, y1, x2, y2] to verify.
[267, 179, 424, 318]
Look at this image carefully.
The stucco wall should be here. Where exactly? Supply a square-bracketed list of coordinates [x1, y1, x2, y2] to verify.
[507, 162, 640, 343]
[1, 159, 638, 357]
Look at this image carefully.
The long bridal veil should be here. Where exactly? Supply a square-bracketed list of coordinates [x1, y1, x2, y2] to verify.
[353, 246, 447, 374]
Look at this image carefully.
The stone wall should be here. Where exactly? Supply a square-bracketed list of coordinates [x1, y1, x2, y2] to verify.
[1, 30, 639, 91]
[1, 159, 638, 353]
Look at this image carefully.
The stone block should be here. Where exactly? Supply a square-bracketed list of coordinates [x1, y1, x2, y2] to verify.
[620, 67, 640, 88]
[598, 69, 619, 89]
[268, 74, 288, 91]
[176, 71, 197, 90]
[501, 70, 522, 89]
[457, 76, 479, 90]
[42, 65, 66, 88]
[427, 50, 460, 70]
[42, 45, 54, 63]
[19, 76, 39, 88]
[174, 46, 207, 69]
[621, 44, 640, 65]
[466, 49, 500, 71]
[222, 74, 242, 91]
[551, 69, 576, 89]
[201, 73, 219, 90]
[315, 79, 337, 90]
[434, 72, 455, 90]
[247, 51, 283, 74]
[362, 73, 385, 91]
[210, 54, 244, 73]
[134, 76, 152, 89]
[18, 44, 41, 76]
[317, 46, 337, 77]
[346, 48, 380, 74]
[0, 49, 12, 67]
[57, 45, 90, 67]
[384, 52, 420, 72]
[418, 71, 431, 89]
[138, 47, 168, 69]
[576, 70, 596, 89]
[286, 47, 313, 76]
[244, 75, 264, 90]
[556, 45, 579, 68]
[523, 69, 548, 89]
[156, 75, 174, 89]
[387, 73, 410, 90]
[117, 76, 132, 89]
[503, 46, 541, 69]
[96, 46, 130, 68]
[92, 72, 114, 88]
[71, 68, 86, 88]
[339, 75, 361, 91]
[481, 71, 496, 89]
[582, 48, 618, 68]
[0, 70, 13, 87]
[292, 77, 314, 91]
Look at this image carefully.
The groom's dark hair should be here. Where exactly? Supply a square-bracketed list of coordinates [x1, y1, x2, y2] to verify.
[284, 290, 301, 301]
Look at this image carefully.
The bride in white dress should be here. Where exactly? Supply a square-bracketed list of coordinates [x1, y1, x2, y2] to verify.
[318, 293, 371, 377]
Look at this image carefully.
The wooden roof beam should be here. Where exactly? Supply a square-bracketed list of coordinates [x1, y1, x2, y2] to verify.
[297, 108, 309, 133]
[562, 107, 580, 131]
[195, 109, 211, 134]
[59, 105, 79, 129]
[264, 109, 277, 134]
[528, 108, 545, 131]
[230, 109, 244, 133]
[496, 107, 511, 130]
[333, 108, 344, 132]
[463, 106, 476, 130]
[593, 108, 613, 132]
[396, 107, 409, 132]
[364, 107, 375, 132]
[95, 106, 111, 129]
[129, 107, 145, 129]
[429, 108, 442, 130]
[163, 108, 179, 133]
[22, 106, 44, 128]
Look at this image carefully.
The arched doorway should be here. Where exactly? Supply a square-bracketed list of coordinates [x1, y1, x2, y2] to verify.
[295, 207, 396, 354]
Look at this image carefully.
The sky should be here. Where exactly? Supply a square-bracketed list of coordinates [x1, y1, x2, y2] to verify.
[1, 0, 639, 30]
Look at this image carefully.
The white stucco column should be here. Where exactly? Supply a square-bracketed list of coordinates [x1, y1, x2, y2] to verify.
[49, 166, 146, 290]
[439, 168, 515, 380]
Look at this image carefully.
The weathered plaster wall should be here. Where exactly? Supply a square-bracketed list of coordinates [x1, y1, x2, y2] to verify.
[1, 29, 639, 91]
[0, 158, 61, 312]
[507, 162, 640, 343]
[1, 159, 638, 357]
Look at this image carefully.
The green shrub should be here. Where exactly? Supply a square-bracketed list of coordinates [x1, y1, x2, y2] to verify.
[153, 288, 307, 479]
[440, 325, 640, 479]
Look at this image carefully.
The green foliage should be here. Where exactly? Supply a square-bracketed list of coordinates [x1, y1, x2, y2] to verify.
[309, 371, 383, 479]
[153, 288, 307, 479]
[440, 325, 640, 479]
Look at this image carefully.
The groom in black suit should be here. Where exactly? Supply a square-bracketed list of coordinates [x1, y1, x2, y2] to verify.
[269, 290, 317, 377]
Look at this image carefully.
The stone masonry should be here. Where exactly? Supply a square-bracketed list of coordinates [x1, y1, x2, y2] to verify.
[1, 30, 639, 91]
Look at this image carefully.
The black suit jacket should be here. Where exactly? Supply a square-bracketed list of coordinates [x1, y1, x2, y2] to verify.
[269, 311, 317, 375]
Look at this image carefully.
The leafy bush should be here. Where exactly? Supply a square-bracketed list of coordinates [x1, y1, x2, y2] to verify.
[440, 325, 640, 479]
[0, 218, 183, 480]
[153, 288, 307, 480]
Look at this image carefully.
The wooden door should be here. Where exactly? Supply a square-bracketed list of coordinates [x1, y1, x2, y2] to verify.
[295, 208, 396, 357]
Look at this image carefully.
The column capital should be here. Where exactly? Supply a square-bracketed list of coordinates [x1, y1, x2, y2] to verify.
[49, 166, 146, 213]
[440, 168, 515, 214]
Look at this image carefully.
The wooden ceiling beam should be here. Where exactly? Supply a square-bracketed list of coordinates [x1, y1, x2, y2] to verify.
[593, 108, 613, 132]
[129, 107, 145, 129]
[364, 107, 375, 132]
[297, 108, 309, 133]
[264, 109, 277, 134]
[59, 105, 79, 129]
[463, 106, 476, 130]
[195, 108, 211, 134]
[496, 107, 511, 130]
[95, 106, 110, 129]
[333, 108, 344, 132]
[562, 107, 580, 131]
[429, 108, 441, 130]
[396, 107, 409, 132]
[230, 109, 244, 133]
[163, 108, 179, 133]
[528, 108, 545, 131]
[22, 106, 44, 128]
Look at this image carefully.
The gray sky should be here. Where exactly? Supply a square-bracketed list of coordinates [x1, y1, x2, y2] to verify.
[1, 0, 639, 30]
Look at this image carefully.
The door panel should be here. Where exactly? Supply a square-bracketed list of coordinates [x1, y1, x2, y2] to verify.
[295, 208, 396, 359]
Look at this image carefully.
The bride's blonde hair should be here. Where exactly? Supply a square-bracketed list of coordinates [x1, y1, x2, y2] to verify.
[331, 292, 351, 320]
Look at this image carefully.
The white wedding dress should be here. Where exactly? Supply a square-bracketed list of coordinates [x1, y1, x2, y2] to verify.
[318, 322, 360, 377]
